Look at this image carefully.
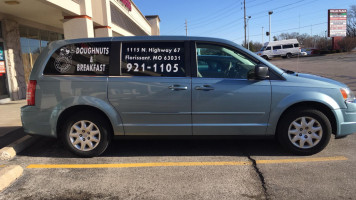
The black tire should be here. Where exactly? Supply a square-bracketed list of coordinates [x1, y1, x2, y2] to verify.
[277, 108, 331, 155]
[286, 53, 292, 58]
[262, 55, 269, 60]
[61, 111, 111, 157]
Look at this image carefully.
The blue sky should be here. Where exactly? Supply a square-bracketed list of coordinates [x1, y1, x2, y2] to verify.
[134, 0, 355, 45]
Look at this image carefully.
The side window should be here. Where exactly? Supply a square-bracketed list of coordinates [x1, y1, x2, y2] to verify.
[121, 42, 186, 77]
[196, 43, 257, 79]
[282, 44, 293, 49]
[43, 42, 110, 76]
[273, 45, 281, 50]
[294, 43, 299, 47]
[266, 46, 271, 50]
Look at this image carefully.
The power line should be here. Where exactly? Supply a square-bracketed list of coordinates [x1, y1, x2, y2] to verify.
[248, 0, 308, 19]
[247, 0, 273, 9]
[192, 0, 311, 36]
[232, 21, 327, 42]
[167, 2, 239, 33]
[188, 1, 241, 26]
[188, 6, 240, 29]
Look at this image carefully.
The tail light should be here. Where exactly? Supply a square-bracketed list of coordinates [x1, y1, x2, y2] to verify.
[27, 80, 37, 106]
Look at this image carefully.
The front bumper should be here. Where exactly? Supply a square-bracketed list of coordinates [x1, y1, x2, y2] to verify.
[336, 101, 356, 138]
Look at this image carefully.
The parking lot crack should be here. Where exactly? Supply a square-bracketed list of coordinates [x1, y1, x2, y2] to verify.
[247, 155, 269, 200]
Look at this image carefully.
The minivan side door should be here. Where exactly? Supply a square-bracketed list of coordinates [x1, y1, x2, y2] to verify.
[192, 43, 271, 135]
[108, 41, 192, 135]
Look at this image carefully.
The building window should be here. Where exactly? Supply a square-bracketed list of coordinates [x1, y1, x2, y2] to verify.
[19, 25, 63, 83]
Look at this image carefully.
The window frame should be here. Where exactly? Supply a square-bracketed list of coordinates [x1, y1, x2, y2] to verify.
[272, 45, 282, 50]
[110, 41, 191, 77]
[43, 42, 111, 76]
[282, 44, 294, 49]
[192, 41, 262, 79]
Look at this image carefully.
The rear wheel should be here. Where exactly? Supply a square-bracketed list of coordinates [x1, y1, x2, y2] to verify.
[277, 108, 331, 155]
[286, 53, 292, 58]
[62, 111, 111, 157]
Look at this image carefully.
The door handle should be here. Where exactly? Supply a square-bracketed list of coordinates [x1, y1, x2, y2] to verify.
[195, 85, 214, 91]
[168, 85, 188, 91]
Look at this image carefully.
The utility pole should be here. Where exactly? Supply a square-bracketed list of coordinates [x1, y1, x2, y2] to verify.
[244, 0, 246, 47]
[262, 27, 264, 44]
[185, 19, 188, 36]
[247, 16, 251, 50]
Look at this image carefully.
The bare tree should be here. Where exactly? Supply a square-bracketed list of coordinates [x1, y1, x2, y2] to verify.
[347, 5, 356, 37]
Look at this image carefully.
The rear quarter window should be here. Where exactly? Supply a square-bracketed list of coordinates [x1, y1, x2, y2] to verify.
[43, 42, 111, 76]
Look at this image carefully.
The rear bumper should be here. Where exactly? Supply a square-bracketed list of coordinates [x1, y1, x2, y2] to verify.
[21, 105, 56, 138]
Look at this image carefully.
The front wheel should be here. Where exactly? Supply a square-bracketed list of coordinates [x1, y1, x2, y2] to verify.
[277, 108, 331, 155]
[262, 55, 270, 60]
[62, 112, 111, 157]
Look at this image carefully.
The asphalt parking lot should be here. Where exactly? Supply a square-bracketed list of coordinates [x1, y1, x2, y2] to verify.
[1, 52, 356, 200]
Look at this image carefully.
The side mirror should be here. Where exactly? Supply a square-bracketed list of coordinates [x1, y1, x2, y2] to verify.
[255, 64, 269, 80]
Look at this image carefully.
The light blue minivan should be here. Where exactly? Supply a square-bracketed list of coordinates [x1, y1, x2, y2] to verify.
[21, 36, 356, 157]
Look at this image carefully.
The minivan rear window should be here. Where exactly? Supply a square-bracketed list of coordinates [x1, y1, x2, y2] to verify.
[294, 43, 299, 47]
[121, 42, 186, 77]
[43, 42, 111, 76]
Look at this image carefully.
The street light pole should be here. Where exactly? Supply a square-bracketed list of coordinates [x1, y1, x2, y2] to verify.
[247, 16, 251, 50]
[268, 11, 273, 42]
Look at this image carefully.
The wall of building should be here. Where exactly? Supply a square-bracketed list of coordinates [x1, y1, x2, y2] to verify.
[0, 0, 160, 101]
[1, 19, 26, 100]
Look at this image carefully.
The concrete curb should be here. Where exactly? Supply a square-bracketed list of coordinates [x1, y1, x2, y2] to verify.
[0, 135, 39, 160]
[0, 165, 23, 192]
[0, 98, 11, 105]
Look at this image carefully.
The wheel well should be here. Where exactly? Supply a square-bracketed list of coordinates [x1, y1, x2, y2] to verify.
[276, 102, 337, 135]
[56, 105, 114, 138]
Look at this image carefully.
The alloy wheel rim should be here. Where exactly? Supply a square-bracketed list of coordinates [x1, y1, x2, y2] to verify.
[69, 120, 101, 151]
[288, 116, 323, 149]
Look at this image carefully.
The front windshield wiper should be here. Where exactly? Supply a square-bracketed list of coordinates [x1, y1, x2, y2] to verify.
[282, 68, 296, 74]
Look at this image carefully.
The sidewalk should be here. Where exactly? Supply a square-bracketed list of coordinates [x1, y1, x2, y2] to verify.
[0, 100, 27, 148]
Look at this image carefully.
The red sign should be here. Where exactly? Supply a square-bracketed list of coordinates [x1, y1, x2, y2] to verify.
[0, 61, 5, 74]
[117, 0, 132, 11]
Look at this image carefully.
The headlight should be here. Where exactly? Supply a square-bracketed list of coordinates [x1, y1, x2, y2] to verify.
[340, 88, 356, 102]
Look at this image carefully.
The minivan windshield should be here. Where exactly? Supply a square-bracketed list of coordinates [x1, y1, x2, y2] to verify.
[260, 46, 266, 51]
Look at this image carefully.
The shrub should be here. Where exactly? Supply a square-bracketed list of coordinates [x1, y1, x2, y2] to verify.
[338, 37, 356, 52]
